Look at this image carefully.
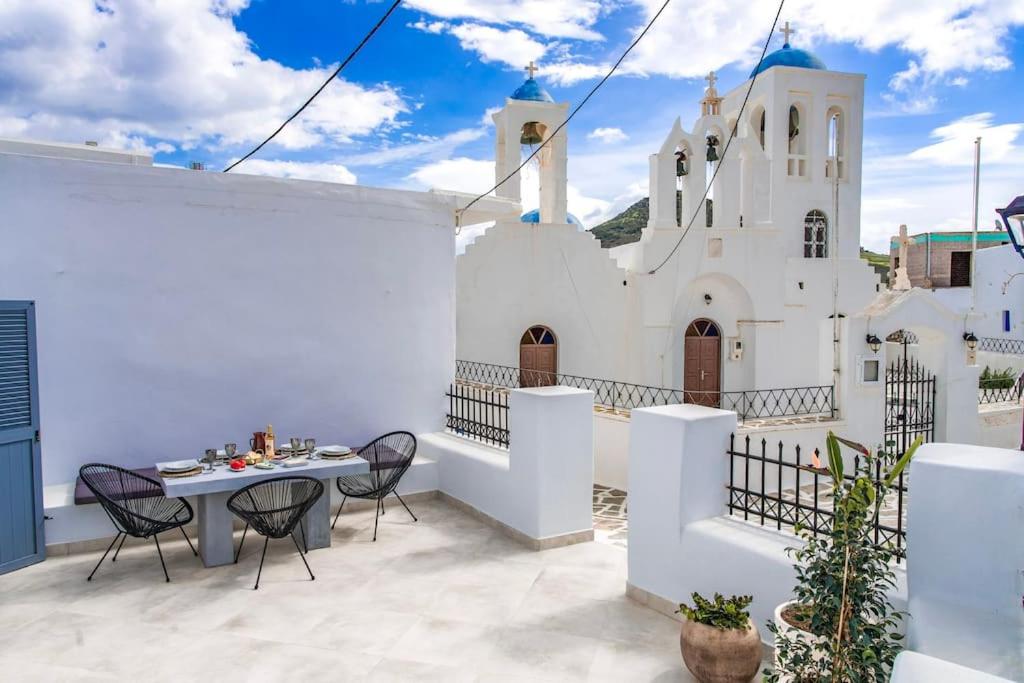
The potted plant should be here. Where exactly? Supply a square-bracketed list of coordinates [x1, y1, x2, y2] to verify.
[677, 592, 762, 683]
[765, 431, 921, 683]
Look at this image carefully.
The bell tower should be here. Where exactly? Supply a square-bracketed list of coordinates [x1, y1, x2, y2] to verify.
[492, 62, 569, 225]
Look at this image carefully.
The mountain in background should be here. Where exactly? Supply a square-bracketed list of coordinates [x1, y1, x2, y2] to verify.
[590, 196, 892, 281]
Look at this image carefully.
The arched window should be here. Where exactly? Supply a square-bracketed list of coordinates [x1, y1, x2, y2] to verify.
[673, 142, 691, 227]
[826, 107, 844, 180]
[804, 210, 828, 258]
[787, 104, 807, 177]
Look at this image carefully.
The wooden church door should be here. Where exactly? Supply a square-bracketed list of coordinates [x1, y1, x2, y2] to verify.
[519, 326, 557, 387]
[683, 319, 721, 407]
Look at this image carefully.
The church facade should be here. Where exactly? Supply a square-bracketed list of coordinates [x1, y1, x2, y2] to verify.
[457, 40, 883, 403]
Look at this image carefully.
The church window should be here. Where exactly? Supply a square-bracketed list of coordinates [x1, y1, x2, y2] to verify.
[803, 210, 828, 258]
[826, 107, 845, 180]
[750, 106, 766, 150]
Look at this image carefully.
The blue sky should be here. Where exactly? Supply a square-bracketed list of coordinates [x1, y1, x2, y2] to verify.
[1, 0, 1022, 251]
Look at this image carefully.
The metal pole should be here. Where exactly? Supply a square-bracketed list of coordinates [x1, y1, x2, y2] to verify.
[831, 113, 841, 417]
[970, 137, 981, 312]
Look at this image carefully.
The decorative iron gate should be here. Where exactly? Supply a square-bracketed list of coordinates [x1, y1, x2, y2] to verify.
[884, 348, 936, 456]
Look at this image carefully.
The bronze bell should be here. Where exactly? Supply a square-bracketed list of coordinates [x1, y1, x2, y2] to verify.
[675, 150, 688, 177]
[706, 135, 720, 162]
[520, 122, 544, 146]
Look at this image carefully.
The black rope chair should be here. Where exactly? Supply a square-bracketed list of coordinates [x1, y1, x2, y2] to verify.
[331, 431, 417, 541]
[78, 463, 198, 583]
[227, 476, 323, 590]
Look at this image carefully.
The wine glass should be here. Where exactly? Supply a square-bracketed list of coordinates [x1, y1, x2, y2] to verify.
[224, 443, 237, 465]
[204, 448, 217, 472]
[290, 437, 301, 454]
[305, 438, 317, 460]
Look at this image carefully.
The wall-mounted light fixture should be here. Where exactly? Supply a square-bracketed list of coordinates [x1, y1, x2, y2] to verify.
[866, 334, 882, 353]
[963, 332, 978, 350]
[704, 293, 712, 305]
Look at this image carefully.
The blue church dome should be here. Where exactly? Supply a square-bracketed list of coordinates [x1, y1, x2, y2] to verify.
[521, 209, 582, 226]
[511, 77, 554, 103]
[750, 43, 827, 78]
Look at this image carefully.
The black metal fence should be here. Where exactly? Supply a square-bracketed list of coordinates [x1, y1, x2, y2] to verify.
[445, 383, 509, 448]
[726, 434, 908, 562]
[979, 374, 1024, 405]
[979, 337, 1024, 355]
[456, 360, 834, 422]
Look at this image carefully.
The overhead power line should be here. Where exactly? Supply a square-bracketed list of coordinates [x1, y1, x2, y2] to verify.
[454, 0, 674, 228]
[647, 0, 786, 275]
[223, 0, 403, 173]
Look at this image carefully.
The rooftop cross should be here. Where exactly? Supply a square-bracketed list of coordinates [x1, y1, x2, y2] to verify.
[781, 21, 794, 46]
[705, 70, 717, 91]
[525, 61, 538, 79]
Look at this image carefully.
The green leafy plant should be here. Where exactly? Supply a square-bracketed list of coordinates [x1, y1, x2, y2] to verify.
[980, 366, 1017, 390]
[765, 431, 921, 683]
[678, 592, 753, 630]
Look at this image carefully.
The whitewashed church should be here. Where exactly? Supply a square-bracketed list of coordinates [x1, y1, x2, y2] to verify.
[453, 31, 1014, 450]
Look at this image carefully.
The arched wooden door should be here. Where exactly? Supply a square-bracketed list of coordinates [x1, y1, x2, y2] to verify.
[684, 319, 721, 407]
[520, 325, 557, 387]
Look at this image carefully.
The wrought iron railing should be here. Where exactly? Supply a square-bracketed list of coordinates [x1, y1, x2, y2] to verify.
[455, 360, 835, 422]
[979, 337, 1024, 355]
[445, 383, 509, 448]
[979, 373, 1024, 405]
[726, 434, 907, 562]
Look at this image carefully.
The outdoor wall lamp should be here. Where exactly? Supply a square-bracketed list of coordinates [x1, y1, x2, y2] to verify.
[703, 293, 712, 305]
[866, 334, 882, 353]
[963, 332, 978, 350]
[996, 194, 1024, 260]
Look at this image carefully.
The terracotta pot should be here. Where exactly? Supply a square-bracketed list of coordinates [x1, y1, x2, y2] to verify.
[772, 601, 826, 682]
[680, 617, 762, 683]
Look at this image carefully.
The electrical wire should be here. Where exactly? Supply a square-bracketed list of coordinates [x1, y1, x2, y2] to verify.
[646, 0, 786, 275]
[223, 0, 403, 173]
[454, 0, 674, 228]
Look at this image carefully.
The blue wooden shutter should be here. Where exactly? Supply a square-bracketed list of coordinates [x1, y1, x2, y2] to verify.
[0, 301, 44, 573]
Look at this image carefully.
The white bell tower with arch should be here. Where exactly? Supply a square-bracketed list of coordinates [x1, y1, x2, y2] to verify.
[492, 63, 569, 225]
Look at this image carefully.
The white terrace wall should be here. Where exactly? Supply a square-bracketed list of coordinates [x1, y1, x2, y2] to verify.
[0, 152, 456, 486]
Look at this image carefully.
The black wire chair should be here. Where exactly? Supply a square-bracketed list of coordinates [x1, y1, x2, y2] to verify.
[78, 463, 198, 583]
[227, 476, 324, 590]
[331, 431, 417, 541]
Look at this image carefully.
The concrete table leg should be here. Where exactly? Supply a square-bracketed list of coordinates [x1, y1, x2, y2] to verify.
[197, 491, 235, 567]
[300, 478, 332, 551]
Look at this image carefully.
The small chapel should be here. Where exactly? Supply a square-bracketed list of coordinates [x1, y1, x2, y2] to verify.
[454, 27, 990, 447]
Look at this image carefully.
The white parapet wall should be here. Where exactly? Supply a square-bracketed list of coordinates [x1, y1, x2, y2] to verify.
[0, 151, 456, 492]
[423, 386, 595, 547]
[906, 442, 1024, 681]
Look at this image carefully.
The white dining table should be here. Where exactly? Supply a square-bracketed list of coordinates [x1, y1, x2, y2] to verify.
[157, 455, 369, 568]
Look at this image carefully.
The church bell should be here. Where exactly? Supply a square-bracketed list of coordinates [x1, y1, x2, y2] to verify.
[675, 150, 688, 177]
[520, 122, 544, 146]
[706, 135, 720, 162]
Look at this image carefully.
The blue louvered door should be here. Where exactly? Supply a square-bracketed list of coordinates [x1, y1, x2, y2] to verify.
[0, 301, 44, 574]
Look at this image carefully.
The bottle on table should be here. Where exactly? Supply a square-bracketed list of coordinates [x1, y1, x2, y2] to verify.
[265, 424, 276, 461]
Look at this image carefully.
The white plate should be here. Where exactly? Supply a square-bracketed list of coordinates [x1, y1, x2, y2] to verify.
[161, 459, 200, 473]
[320, 445, 351, 455]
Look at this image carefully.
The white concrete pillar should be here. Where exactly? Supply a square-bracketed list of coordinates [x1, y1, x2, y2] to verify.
[906, 443, 1024, 681]
[627, 404, 737, 602]
[509, 386, 594, 539]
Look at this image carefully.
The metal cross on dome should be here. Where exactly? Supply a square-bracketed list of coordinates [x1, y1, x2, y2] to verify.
[705, 71, 717, 90]
[781, 21, 794, 45]
[525, 61, 538, 79]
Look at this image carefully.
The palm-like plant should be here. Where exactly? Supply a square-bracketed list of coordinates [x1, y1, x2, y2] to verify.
[766, 431, 921, 682]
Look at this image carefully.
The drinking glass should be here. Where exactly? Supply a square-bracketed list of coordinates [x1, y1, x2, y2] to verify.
[224, 443, 237, 465]
[305, 438, 317, 460]
[204, 448, 217, 472]
[290, 437, 301, 453]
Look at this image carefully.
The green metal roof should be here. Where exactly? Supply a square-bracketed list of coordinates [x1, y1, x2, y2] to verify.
[890, 231, 1011, 248]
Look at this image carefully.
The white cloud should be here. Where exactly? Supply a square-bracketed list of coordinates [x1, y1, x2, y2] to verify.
[0, 0, 406, 156]
[235, 159, 357, 185]
[339, 127, 487, 167]
[588, 127, 628, 143]
[403, 0, 604, 40]
[540, 61, 613, 86]
[448, 24, 547, 68]
[907, 113, 1023, 166]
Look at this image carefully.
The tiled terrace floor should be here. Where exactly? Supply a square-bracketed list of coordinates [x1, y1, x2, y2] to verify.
[0, 496, 726, 682]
